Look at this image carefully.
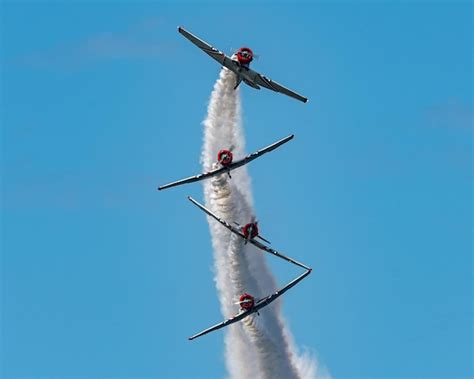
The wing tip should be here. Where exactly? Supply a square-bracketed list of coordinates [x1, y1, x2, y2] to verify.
[178, 26, 184, 33]
[303, 98, 308, 103]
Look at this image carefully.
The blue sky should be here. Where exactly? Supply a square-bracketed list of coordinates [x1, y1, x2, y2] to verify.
[1, 1, 472, 378]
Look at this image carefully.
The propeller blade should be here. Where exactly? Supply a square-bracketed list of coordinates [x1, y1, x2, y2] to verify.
[234, 299, 253, 305]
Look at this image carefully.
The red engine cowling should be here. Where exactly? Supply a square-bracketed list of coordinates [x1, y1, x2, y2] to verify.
[242, 222, 259, 240]
[239, 293, 255, 310]
[217, 149, 233, 166]
[236, 47, 253, 65]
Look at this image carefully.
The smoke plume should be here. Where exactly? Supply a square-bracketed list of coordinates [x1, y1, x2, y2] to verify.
[201, 67, 320, 379]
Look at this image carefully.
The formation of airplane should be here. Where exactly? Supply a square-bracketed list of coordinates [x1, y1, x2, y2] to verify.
[158, 135, 294, 191]
[188, 269, 311, 340]
[188, 196, 311, 271]
[178, 27, 308, 103]
[158, 27, 313, 341]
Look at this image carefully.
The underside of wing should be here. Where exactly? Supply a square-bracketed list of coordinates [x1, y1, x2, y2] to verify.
[178, 26, 236, 71]
[243, 78, 261, 89]
[188, 309, 252, 340]
[158, 166, 228, 191]
[188, 196, 244, 237]
[189, 270, 311, 340]
[250, 239, 310, 270]
[253, 73, 308, 103]
[159, 135, 293, 190]
[187, 198, 311, 269]
[254, 269, 312, 310]
[234, 134, 294, 167]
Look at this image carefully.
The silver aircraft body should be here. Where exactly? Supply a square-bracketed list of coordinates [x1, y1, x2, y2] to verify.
[188, 268, 311, 340]
[178, 27, 308, 103]
[188, 196, 310, 270]
[158, 135, 294, 191]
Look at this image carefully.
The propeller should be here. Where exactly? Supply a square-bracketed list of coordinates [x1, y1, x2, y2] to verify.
[234, 298, 254, 305]
[230, 47, 259, 60]
[216, 148, 234, 167]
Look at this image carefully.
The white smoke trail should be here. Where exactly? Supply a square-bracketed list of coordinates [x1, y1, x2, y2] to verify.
[202, 67, 321, 379]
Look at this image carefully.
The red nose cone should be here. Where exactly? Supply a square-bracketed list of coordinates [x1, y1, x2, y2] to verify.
[217, 149, 233, 166]
[243, 223, 259, 240]
[239, 293, 255, 310]
[236, 47, 253, 64]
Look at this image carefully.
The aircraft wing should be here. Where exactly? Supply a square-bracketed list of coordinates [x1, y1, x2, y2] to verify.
[158, 166, 231, 191]
[249, 238, 311, 270]
[188, 308, 255, 340]
[188, 196, 245, 238]
[253, 73, 308, 103]
[188, 197, 310, 270]
[158, 135, 293, 191]
[188, 269, 311, 340]
[225, 134, 294, 171]
[178, 26, 237, 71]
[254, 269, 312, 310]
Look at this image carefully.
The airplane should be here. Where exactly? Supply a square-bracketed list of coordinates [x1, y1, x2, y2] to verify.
[178, 26, 308, 103]
[188, 196, 311, 270]
[158, 134, 294, 191]
[188, 268, 311, 340]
